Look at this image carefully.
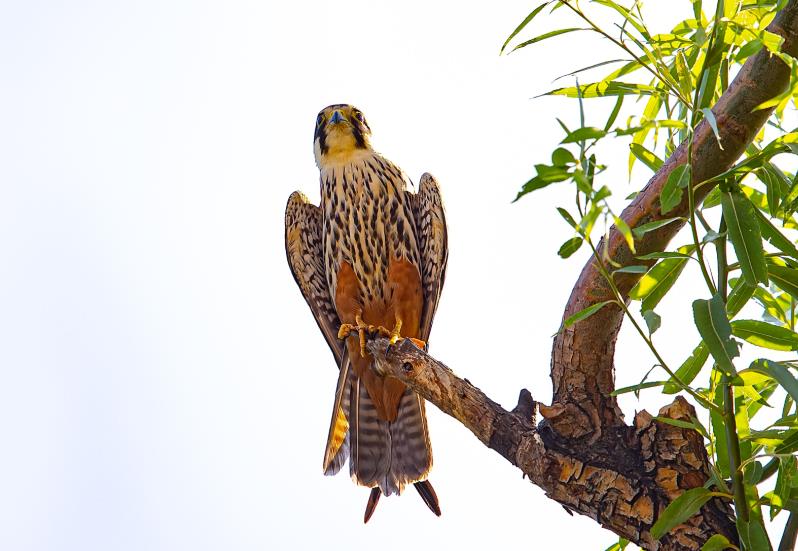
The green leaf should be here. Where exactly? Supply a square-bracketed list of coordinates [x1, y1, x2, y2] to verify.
[664, 343, 709, 394]
[755, 208, 798, 260]
[633, 217, 682, 238]
[731, 321, 798, 351]
[700, 108, 724, 150]
[630, 256, 689, 311]
[722, 191, 768, 286]
[664, 280, 754, 394]
[551, 147, 576, 167]
[642, 309, 662, 335]
[614, 216, 636, 253]
[557, 207, 578, 230]
[661, 166, 690, 214]
[500, 2, 550, 54]
[693, 294, 739, 376]
[748, 359, 798, 405]
[675, 49, 694, 102]
[630, 143, 664, 173]
[611, 380, 665, 396]
[511, 28, 585, 52]
[558, 236, 583, 258]
[564, 300, 615, 328]
[701, 534, 733, 551]
[768, 265, 798, 300]
[545, 81, 659, 98]
[561, 126, 607, 143]
[651, 488, 713, 540]
[614, 265, 648, 274]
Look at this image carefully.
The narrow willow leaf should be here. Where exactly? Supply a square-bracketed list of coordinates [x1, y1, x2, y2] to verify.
[632, 217, 682, 238]
[768, 265, 798, 300]
[675, 49, 693, 102]
[544, 81, 659, 98]
[636, 251, 693, 260]
[663, 343, 709, 394]
[630, 143, 664, 172]
[737, 519, 771, 551]
[651, 488, 713, 540]
[642, 309, 662, 334]
[614, 216, 636, 253]
[660, 166, 690, 214]
[611, 380, 665, 396]
[614, 265, 648, 274]
[693, 294, 739, 376]
[748, 359, 798, 404]
[722, 191, 768, 285]
[500, 2, 550, 54]
[557, 207, 578, 229]
[511, 28, 585, 52]
[604, 95, 624, 132]
[558, 236, 583, 258]
[731, 321, 798, 351]
[630, 257, 688, 311]
[564, 300, 615, 327]
[562, 126, 607, 143]
[754, 208, 798, 260]
[700, 108, 724, 150]
[664, 280, 754, 394]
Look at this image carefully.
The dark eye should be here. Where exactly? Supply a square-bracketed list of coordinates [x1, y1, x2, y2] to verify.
[316, 114, 325, 127]
[353, 111, 365, 123]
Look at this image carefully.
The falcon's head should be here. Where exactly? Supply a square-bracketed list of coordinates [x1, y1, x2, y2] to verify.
[314, 104, 373, 168]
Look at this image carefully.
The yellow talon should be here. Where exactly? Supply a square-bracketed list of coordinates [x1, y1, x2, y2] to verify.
[338, 314, 371, 357]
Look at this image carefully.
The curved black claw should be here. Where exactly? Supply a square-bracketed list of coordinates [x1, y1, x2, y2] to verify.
[414, 480, 441, 516]
[363, 487, 381, 523]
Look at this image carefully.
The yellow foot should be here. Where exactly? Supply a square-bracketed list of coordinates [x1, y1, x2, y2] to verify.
[338, 314, 372, 357]
[372, 320, 427, 350]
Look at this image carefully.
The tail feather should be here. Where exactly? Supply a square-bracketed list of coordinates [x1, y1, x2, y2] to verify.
[323, 356, 351, 476]
[414, 480, 441, 516]
[349, 377, 393, 491]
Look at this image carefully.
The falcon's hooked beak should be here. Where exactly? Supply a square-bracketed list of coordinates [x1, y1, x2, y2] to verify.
[329, 110, 345, 125]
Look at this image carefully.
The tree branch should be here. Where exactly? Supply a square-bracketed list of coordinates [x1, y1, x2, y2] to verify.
[549, 0, 798, 441]
[369, 338, 735, 550]
[365, 3, 798, 549]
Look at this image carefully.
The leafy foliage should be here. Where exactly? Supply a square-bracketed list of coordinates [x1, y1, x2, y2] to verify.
[504, 0, 798, 549]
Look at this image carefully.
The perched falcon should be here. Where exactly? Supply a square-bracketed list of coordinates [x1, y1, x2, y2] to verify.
[285, 104, 448, 522]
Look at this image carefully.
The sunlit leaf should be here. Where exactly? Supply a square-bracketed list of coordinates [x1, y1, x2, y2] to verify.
[511, 28, 586, 52]
[562, 127, 607, 143]
[731, 321, 798, 351]
[748, 359, 798, 404]
[630, 256, 689, 311]
[500, 2, 551, 54]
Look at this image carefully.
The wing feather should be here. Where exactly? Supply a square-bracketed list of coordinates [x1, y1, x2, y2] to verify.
[285, 191, 344, 364]
[409, 174, 448, 342]
[285, 192, 353, 474]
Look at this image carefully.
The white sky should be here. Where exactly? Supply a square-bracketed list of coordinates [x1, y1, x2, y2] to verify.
[0, 1, 790, 550]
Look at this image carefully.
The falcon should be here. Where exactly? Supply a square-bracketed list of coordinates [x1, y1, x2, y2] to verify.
[285, 104, 448, 522]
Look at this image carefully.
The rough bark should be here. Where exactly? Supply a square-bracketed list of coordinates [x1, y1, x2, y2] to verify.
[367, 3, 798, 549]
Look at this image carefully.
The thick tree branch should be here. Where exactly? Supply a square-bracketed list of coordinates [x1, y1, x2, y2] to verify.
[370, 338, 735, 550]
[363, 4, 798, 550]
[548, 0, 798, 440]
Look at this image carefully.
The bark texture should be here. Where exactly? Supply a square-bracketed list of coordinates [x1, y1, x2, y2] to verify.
[369, 3, 798, 549]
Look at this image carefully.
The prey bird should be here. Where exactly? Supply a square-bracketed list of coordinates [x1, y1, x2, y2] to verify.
[285, 104, 448, 522]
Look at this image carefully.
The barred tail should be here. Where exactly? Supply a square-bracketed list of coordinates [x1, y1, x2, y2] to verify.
[349, 381, 434, 497]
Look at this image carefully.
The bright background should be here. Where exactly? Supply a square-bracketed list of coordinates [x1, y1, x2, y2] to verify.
[0, 1, 784, 550]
